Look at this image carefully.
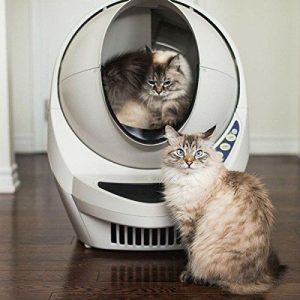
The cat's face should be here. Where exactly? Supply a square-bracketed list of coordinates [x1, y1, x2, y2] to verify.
[163, 126, 221, 174]
[141, 50, 191, 99]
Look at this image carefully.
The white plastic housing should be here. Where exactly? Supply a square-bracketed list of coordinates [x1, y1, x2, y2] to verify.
[48, 0, 249, 250]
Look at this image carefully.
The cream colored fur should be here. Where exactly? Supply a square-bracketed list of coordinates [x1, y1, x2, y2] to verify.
[153, 50, 192, 85]
[116, 100, 152, 129]
[162, 126, 279, 295]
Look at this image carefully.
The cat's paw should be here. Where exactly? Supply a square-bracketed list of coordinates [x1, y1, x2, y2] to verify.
[149, 121, 162, 129]
[180, 270, 193, 283]
[163, 119, 177, 127]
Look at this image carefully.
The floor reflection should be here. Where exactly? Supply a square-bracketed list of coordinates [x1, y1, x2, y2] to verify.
[59, 241, 266, 299]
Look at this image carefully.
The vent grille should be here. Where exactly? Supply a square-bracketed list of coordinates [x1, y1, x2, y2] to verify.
[111, 223, 181, 247]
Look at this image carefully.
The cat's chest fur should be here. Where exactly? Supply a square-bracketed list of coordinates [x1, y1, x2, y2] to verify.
[164, 182, 213, 246]
[147, 96, 163, 109]
[163, 168, 224, 230]
[165, 183, 209, 222]
[164, 168, 219, 206]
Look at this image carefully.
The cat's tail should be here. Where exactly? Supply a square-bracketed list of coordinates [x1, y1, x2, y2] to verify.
[222, 280, 274, 295]
[268, 249, 288, 280]
[222, 250, 287, 295]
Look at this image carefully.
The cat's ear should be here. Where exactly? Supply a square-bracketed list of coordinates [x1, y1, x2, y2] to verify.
[168, 54, 181, 68]
[165, 125, 181, 145]
[144, 45, 153, 56]
[202, 125, 216, 139]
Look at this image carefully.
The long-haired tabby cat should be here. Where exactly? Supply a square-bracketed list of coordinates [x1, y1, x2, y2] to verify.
[162, 125, 286, 295]
[102, 47, 192, 129]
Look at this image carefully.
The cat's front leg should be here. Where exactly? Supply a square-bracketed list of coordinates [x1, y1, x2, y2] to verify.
[149, 118, 162, 129]
[163, 118, 177, 127]
[180, 269, 194, 283]
[180, 261, 198, 284]
[161, 102, 181, 127]
[149, 110, 162, 129]
[178, 217, 196, 247]
[162, 108, 178, 127]
[180, 268, 218, 287]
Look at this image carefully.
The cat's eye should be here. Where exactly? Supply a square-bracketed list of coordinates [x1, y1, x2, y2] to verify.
[195, 150, 205, 158]
[163, 80, 172, 86]
[148, 80, 156, 86]
[175, 148, 185, 157]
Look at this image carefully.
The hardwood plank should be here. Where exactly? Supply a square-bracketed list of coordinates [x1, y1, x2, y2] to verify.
[50, 292, 264, 300]
[0, 270, 98, 282]
[0, 154, 298, 299]
[0, 291, 51, 300]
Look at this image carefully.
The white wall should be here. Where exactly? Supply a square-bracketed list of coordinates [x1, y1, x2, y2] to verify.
[0, 0, 20, 193]
[7, 0, 108, 153]
[197, 0, 300, 154]
[6, 0, 33, 152]
[8, 0, 300, 154]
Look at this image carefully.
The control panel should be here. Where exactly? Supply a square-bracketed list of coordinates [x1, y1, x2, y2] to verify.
[215, 120, 240, 161]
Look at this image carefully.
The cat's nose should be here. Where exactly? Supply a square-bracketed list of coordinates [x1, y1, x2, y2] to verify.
[156, 87, 163, 94]
[186, 161, 193, 167]
[184, 155, 195, 167]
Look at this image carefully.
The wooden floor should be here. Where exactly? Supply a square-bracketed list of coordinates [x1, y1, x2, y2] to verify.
[0, 155, 299, 300]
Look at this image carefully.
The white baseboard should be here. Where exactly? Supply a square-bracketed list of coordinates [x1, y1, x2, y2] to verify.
[0, 163, 20, 193]
[14, 133, 34, 153]
[14, 133, 300, 155]
[250, 136, 300, 155]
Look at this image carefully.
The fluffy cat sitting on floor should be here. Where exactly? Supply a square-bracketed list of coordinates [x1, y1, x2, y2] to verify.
[162, 125, 286, 295]
[102, 47, 192, 129]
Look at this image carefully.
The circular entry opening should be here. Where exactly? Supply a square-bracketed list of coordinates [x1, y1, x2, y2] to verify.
[101, 0, 199, 145]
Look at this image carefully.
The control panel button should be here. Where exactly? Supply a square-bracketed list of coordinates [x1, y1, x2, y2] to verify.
[226, 133, 237, 142]
[217, 151, 224, 159]
[231, 128, 238, 135]
[220, 143, 231, 151]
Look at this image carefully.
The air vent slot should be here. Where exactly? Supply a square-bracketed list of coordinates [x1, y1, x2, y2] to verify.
[110, 223, 181, 247]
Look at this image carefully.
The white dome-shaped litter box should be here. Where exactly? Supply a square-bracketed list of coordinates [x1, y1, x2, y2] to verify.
[48, 0, 249, 250]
